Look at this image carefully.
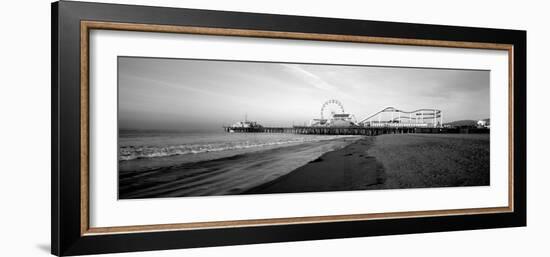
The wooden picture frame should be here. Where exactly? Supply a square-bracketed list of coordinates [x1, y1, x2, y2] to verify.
[52, 1, 526, 256]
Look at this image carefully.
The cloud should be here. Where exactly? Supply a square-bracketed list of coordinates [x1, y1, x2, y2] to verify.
[280, 64, 338, 91]
[279, 64, 364, 106]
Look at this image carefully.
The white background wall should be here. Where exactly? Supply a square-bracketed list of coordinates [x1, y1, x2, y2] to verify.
[0, 0, 547, 256]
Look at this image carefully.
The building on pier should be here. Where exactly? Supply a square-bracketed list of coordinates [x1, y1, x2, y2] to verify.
[227, 114, 263, 132]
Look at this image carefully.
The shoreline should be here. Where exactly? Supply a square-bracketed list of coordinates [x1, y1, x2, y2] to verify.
[244, 136, 385, 194]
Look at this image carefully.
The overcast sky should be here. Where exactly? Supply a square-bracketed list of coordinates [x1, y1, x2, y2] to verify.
[118, 57, 489, 132]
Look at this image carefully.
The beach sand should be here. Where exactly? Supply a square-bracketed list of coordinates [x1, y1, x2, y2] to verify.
[247, 133, 490, 194]
[369, 134, 490, 189]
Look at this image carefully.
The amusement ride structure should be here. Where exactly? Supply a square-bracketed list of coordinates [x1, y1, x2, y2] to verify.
[309, 100, 442, 128]
[358, 107, 442, 128]
[225, 99, 448, 135]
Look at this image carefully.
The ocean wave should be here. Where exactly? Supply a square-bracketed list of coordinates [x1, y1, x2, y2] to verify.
[119, 136, 353, 161]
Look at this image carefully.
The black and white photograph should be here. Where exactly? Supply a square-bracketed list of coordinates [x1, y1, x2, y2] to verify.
[1, 0, 534, 256]
[118, 57, 491, 199]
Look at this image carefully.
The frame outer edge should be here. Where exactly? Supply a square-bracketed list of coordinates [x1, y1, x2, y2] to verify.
[53, 1, 527, 255]
[57, 1, 87, 255]
[515, 30, 527, 226]
[51, 1, 60, 256]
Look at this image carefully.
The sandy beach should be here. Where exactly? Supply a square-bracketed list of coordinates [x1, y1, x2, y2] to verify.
[247, 133, 490, 194]
[119, 133, 490, 198]
[368, 134, 490, 189]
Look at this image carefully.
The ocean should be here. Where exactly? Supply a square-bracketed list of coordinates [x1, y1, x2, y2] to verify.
[119, 130, 360, 198]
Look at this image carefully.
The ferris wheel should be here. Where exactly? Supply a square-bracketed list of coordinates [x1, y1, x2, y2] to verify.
[320, 99, 345, 119]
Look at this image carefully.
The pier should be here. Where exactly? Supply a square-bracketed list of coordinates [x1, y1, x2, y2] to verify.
[224, 102, 489, 136]
[222, 126, 479, 135]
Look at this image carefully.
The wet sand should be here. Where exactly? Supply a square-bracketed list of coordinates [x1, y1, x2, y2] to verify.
[245, 137, 386, 194]
[247, 134, 490, 194]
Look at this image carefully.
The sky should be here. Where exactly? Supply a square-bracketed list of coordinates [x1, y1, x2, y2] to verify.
[118, 57, 490, 132]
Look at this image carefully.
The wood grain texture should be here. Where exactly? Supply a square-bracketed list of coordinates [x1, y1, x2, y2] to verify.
[79, 20, 514, 236]
[80, 22, 90, 236]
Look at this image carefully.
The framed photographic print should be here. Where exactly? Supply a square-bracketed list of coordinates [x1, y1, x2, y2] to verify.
[51, 1, 526, 256]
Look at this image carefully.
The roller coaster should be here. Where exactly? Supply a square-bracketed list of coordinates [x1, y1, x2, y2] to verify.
[358, 107, 442, 128]
[308, 100, 443, 128]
